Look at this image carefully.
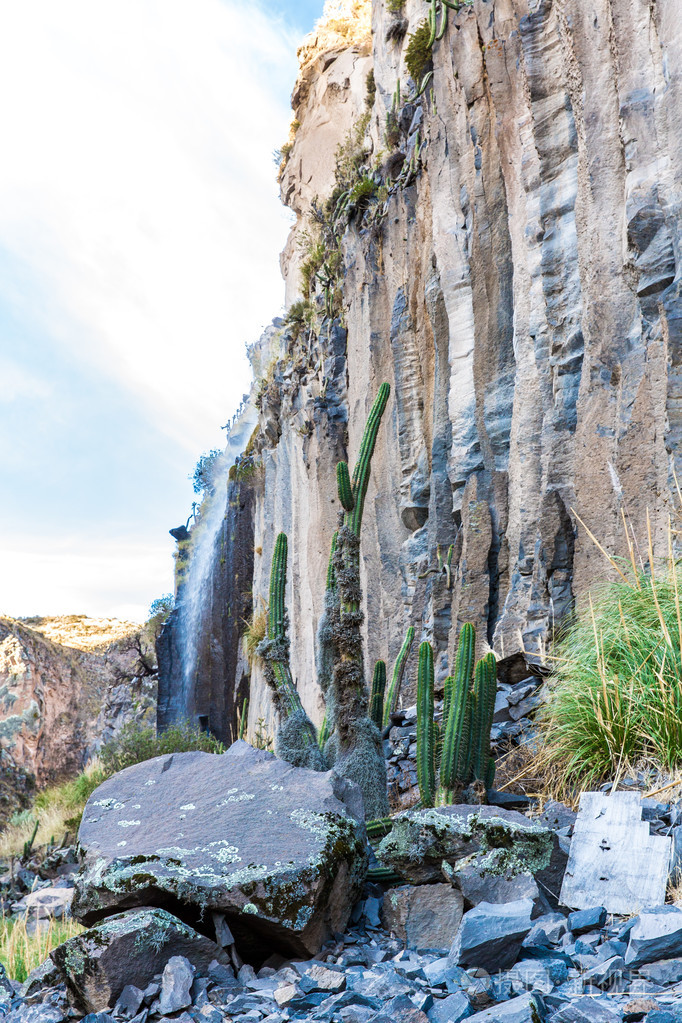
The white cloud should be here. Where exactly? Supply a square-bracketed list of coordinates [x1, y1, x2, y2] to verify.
[0, 535, 173, 622]
[0, 359, 51, 403]
[0, 0, 298, 453]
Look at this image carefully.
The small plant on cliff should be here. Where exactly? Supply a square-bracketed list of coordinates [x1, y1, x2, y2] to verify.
[386, 0, 405, 11]
[405, 19, 433, 85]
[191, 449, 224, 496]
[243, 598, 268, 666]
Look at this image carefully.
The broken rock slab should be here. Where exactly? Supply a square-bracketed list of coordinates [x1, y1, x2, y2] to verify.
[448, 898, 534, 972]
[51, 907, 230, 1013]
[381, 884, 464, 951]
[560, 792, 672, 915]
[624, 907, 682, 968]
[376, 806, 552, 885]
[72, 741, 367, 959]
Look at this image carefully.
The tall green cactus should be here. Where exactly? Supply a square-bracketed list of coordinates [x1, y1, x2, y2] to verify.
[416, 642, 436, 806]
[415, 624, 497, 805]
[472, 652, 497, 787]
[370, 661, 387, 728]
[440, 622, 475, 791]
[383, 626, 415, 728]
[259, 532, 325, 769]
[326, 383, 392, 820]
[337, 462, 354, 512]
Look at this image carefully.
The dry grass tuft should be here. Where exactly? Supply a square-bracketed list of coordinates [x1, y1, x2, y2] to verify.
[0, 914, 83, 982]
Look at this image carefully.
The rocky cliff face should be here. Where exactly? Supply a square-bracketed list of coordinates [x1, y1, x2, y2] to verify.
[0, 616, 156, 786]
[159, 0, 682, 742]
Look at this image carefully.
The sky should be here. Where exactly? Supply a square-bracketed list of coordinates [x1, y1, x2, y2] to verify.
[0, 0, 324, 623]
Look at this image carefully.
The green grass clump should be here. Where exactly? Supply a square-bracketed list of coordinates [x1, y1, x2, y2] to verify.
[543, 566, 682, 793]
[405, 20, 433, 85]
[0, 915, 83, 982]
[99, 721, 224, 777]
[386, 0, 405, 10]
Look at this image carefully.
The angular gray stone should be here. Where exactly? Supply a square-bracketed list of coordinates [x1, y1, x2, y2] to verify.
[550, 996, 621, 1023]
[639, 958, 682, 985]
[158, 956, 194, 1014]
[51, 907, 229, 1013]
[462, 993, 545, 1023]
[377, 807, 552, 885]
[72, 741, 367, 958]
[449, 899, 534, 971]
[427, 991, 472, 1023]
[625, 908, 682, 968]
[381, 884, 464, 951]
[113, 985, 145, 1020]
[4, 1008, 65, 1023]
[454, 867, 544, 914]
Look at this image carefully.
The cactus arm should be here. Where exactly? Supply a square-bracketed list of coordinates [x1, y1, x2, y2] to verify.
[383, 625, 415, 728]
[318, 712, 330, 751]
[472, 652, 497, 784]
[439, 622, 475, 791]
[370, 660, 387, 727]
[326, 530, 339, 593]
[347, 382, 391, 540]
[337, 462, 355, 512]
[416, 641, 436, 807]
[238, 697, 249, 741]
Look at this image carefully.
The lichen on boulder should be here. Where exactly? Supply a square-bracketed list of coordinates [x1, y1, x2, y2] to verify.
[376, 806, 552, 885]
[72, 741, 367, 960]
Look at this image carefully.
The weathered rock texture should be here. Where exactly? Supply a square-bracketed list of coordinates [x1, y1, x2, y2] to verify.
[73, 741, 367, 960]
[0, 616, 151, 787]
[159, 0, 682, 740]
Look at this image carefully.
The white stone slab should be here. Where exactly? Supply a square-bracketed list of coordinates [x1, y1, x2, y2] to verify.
[560, 791, 672, 915]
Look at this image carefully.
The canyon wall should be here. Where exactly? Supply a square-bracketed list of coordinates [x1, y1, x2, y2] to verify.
[0, 616, 156, 787]
[159, 0, 682, 742]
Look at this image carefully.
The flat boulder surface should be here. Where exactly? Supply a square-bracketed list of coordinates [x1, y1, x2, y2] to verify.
[376, 806, 552, 884]
[72, 741, 367, 958]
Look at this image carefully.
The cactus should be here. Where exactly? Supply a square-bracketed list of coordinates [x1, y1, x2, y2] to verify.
[383, 625, 415, 727]
[237, 697, 249, 741]
[440, 623, 475, 791]
[416, 641, 436, 806]
[259, 532, 325, 770]
[370, 660, 387, 727]
[327, 383, 392, 819]
[415, 625, 497, 805]
[472, 652, 497, 786]
[337, 461, 355, 512]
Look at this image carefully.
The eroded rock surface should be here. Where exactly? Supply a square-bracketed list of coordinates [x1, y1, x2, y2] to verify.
[376, 806, 552, 884]
[72, 741, 367, 959]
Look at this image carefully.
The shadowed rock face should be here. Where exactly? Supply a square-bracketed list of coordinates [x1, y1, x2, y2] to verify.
[72, 741, 368, 962]
[160, 0, 682, 739]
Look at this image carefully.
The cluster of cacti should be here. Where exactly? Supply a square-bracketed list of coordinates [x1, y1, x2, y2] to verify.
[258, 385, 392, 817]
[257, 532, 325, 770]
[416, 623, 497, 805]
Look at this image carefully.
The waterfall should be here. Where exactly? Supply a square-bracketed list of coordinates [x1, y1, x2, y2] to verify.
[177, 400, 259, 718]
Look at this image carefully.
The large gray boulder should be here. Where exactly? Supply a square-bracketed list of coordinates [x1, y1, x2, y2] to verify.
[51, 907, 229, 1013]
[448, 898, 534, 971]
[624, 907, 682, 968]
[72, 741, 367, 958]
[376, 807, 552, 884]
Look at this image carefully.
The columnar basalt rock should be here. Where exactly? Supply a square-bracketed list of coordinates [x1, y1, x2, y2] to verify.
[159, 0, 682, 749]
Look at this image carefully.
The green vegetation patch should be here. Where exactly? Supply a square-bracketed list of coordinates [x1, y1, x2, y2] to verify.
[405, 19, 433, 85]
[542, 567, 682, 792]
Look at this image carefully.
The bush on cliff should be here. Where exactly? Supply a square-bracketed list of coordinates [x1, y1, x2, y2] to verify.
[542, 560, 682, 793]
[99, 721, 224, 776]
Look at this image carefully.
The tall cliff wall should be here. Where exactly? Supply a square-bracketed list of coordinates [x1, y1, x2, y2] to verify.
[159, 0, 682, 744]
